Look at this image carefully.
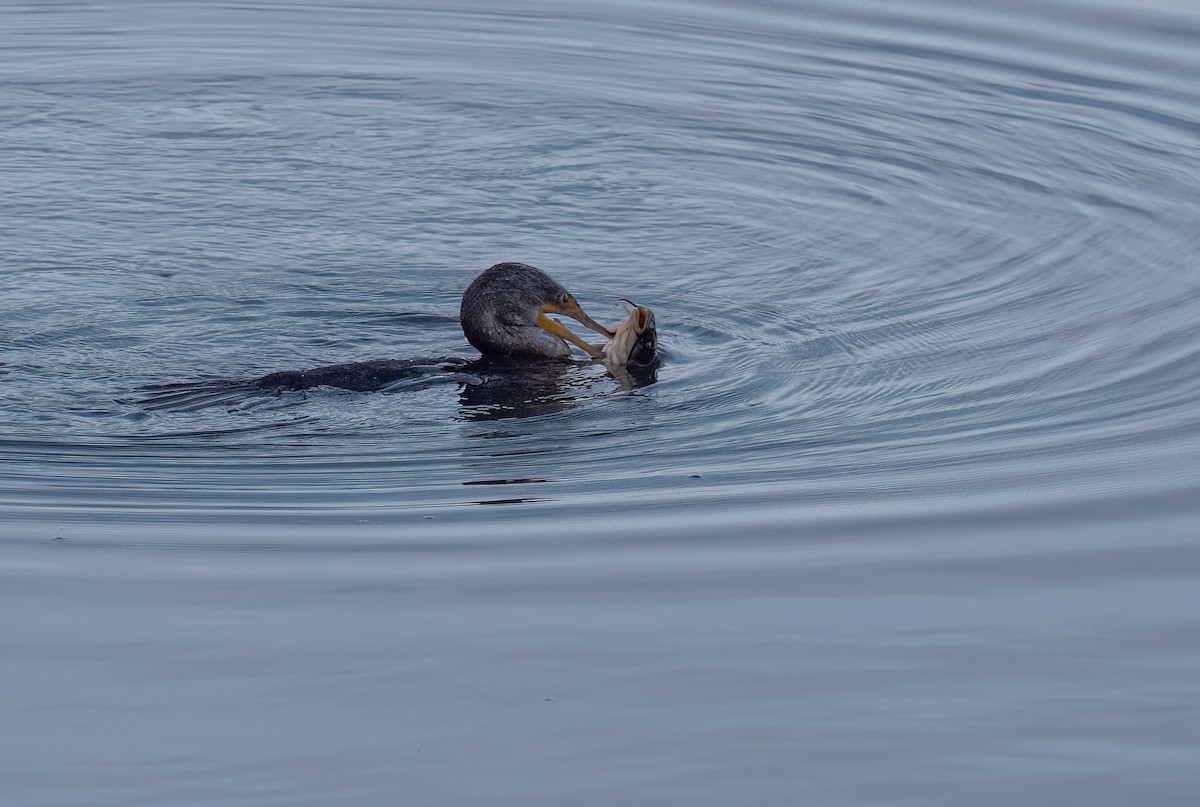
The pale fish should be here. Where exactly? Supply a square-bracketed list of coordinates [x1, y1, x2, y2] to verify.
[603, 301, 658, 370]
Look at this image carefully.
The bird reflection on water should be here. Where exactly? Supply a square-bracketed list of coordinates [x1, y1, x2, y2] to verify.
[456, 358, 604, 421]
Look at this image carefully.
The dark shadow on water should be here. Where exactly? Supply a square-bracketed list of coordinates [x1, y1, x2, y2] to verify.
[472, 497, 545, 505]
[462, 477, 549, 485]
[462, 477, 549, 507]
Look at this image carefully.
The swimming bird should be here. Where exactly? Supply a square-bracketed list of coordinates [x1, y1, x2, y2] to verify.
[460, 262, 614, 360]
[138, 262, 653, 408]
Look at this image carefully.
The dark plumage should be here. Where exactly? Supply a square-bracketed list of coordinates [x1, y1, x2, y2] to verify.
[459, 263, 612, 360]
[138, 263, 650, 411]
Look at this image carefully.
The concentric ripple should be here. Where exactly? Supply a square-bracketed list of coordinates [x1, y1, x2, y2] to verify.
[1, 0, 1198, 539]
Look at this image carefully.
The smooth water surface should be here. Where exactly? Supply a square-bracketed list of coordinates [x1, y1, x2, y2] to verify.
[2, 0, 1199, 804]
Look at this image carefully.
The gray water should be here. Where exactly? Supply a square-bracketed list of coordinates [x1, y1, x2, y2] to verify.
[3, 0, 1200, 804]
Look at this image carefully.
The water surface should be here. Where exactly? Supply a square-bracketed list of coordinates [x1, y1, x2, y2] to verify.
[2, 0, 1199, 804]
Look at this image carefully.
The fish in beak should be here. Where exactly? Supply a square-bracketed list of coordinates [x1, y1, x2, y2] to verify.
[603, 302, 658, 369]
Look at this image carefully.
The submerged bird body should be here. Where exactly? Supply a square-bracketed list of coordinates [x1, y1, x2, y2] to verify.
[460, 262, 612, 361]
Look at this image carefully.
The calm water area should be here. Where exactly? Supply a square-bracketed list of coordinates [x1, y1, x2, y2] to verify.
[2, 0, 1199, 803]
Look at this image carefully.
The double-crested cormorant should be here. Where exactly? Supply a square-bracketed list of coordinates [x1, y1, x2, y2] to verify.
[460, 262, 613, 360]
[138, 262, 637, 410]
